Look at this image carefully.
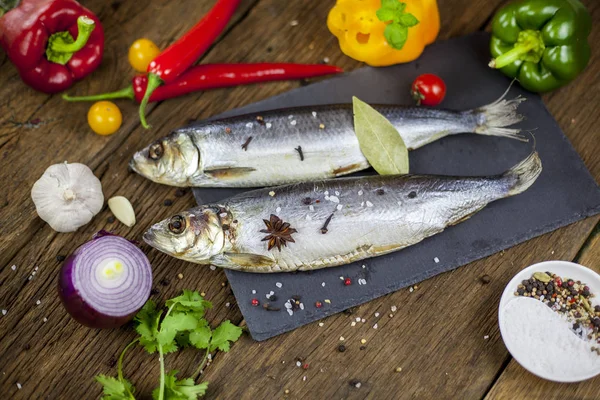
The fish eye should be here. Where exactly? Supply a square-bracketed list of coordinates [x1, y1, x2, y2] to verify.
[149, 142, 164, 160]
[168, 215, 186, 234]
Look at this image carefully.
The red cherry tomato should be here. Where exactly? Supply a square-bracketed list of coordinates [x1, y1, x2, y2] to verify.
[411, 74, 446, 106]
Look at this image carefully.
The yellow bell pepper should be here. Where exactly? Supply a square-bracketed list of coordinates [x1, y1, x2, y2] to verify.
[327, 0, 440, 67]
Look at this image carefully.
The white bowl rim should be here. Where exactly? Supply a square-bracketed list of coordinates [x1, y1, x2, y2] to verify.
[498, 260, 600, 383]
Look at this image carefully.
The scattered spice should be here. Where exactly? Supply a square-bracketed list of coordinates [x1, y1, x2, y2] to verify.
[241, 136, 253, 151]
[263, 303, 280, 311]
[150, 288, 159, 296]
[269, 191, 276, 197]
[344, 277, 352, 286]
[349, 379, 361, 388]
[302, 363, 309, 370]
[107, 216, 116, 223]
[251, 298, 259, 306]
[284, 389, 290, 394]
[395, 367, 402, 372]
[294, 146, 304, 161]
[480, 274, 492, 284]
[177, 273, 183, 280]
[376, 188, 385, 195]
[159, 278, 170, 286]
[56, 255, 66, 262]
[408, 191, 417, 199]
[320, 213, 334, 234]
[175, 188, 187, 197]
[302, 197, 312, 205]
[256, 115, 264, 124]
[260, 214, 297, 251]
[338, 344, 346, 352]
[315, 301, 323, 308]
[163, 199, 173, 206]
[360, 338, 367, 344]
[319, 123, 325, 129]
[225, 127, 232, 134]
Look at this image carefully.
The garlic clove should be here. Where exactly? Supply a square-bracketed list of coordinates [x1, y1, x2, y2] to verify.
[108, 196, 136, 227]
[31, 162, 103, 233]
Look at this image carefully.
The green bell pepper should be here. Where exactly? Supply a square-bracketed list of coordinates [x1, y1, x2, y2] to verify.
[489, 0, 591, 93]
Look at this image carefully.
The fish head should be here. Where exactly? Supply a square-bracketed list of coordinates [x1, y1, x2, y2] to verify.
[130, 131, 199, 186]
[143, 207, 225, 263]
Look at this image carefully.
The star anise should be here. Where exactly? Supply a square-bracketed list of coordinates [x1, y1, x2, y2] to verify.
[260, 214, 297, 251]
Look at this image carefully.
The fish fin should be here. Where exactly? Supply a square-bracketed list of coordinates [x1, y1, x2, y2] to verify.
[203, 167, 256, 179]
[449, 205, 488, 226]
[503, 151, 542, 196]
[210, 252, 275, 271]
[473, 86, 528, 141]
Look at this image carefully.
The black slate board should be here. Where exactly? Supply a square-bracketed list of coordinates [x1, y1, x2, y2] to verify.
[193, 33, 600, 341]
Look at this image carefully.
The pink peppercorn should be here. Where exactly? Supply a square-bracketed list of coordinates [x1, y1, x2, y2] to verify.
[344, 278, 352, 286]
[251, 298, 259, 306]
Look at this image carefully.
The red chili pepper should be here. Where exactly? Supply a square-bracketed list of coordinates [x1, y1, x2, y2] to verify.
[0, 0, 104, 94]
[139, 0, 241, 128]
[62, 63, 344, 103]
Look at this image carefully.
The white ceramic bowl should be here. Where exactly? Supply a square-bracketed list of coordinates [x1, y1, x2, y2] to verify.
[498, 260, 600, 382]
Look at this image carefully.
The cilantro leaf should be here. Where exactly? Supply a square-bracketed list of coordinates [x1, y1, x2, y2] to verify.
[209, 320, 242, 352]
[157, 313, 198, 350]
[166, 290, 212, 316]
[96, 375, 135, 400]
[153, 371, 208, 400]
[384, 24, 408, 50]
[376, 0, 420, 50]
[134, 301, 162, 353]
[189, 322, 212, 350]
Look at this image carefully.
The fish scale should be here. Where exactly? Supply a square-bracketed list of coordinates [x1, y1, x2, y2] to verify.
[143, 152, 542, 272]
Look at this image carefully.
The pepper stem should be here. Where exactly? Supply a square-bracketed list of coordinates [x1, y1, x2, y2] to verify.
[46, 16, 95, 65]
[0, 0, 21, 17]
[62, 86, 135, 102]
[489, 30, 545, 69]
[139, 73, 162, 129]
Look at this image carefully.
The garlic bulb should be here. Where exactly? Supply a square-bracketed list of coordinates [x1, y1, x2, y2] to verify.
[31, 162, 104, 232]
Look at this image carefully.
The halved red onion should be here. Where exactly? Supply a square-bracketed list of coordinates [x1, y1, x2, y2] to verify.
[58, 231, 152, 328]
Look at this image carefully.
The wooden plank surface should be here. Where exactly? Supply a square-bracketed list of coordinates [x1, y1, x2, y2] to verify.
[0, 0, 598, 399]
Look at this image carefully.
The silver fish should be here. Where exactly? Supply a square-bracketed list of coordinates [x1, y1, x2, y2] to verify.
[131, 93, 526, 187]
[143, 152, 541, 273]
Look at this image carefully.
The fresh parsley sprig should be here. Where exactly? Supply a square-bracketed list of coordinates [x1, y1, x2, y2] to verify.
[96, 290, 243, 400]
[376, 0, 420, 50]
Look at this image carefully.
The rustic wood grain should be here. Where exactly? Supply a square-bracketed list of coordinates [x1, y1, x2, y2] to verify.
[0, 0, 598, 399]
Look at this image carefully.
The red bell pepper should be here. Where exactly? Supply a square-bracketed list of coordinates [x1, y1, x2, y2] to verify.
[0, 0, 104, 94]
[139, 0, 241, 128]
[62, 63, 344, 103]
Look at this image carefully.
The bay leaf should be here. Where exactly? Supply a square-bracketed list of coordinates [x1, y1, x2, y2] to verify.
[352, 96, 409, 175]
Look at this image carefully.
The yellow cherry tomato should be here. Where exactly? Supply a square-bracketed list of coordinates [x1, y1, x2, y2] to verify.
[128, 38, 161, 73]
[87, 101, 122, 136]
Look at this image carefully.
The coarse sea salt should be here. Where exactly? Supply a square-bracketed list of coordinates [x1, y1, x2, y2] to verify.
[501, 297, 600, 380]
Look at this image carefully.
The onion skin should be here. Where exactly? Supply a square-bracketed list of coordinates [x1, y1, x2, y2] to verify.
[58, 231, 152, 329]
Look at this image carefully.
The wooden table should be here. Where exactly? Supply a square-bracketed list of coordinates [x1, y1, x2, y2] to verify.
[1, 0, 598, 398]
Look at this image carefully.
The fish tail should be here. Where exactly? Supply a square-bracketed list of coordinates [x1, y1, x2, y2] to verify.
[473, 86, 527, 141]
[503, 151, 542, 196]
